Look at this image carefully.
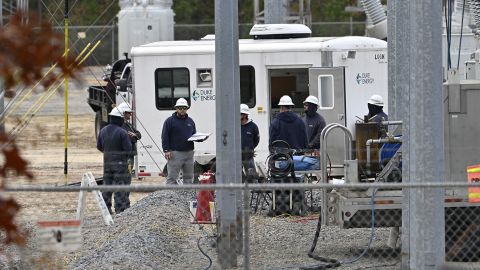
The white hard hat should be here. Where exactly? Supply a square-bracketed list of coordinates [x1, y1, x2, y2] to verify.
[175, 98, 189, 108]
[368, 94, 384, 106]
[303, 95, 319, 105]
[240, 104, 250, 115]
[109, 107, 123, 117]
[278, 95, 294, 106]
[117, 102, 133, 113]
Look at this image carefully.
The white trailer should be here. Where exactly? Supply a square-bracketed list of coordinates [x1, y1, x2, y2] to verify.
[129, 25, 388, 177]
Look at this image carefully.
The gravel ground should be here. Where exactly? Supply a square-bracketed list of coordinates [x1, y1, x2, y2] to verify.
[1, 189, 403, 270]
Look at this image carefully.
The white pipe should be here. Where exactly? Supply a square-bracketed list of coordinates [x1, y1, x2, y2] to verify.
[381, 120, 403, 126]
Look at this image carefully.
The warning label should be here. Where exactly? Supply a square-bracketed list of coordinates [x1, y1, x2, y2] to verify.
[37, 219, 82, 252]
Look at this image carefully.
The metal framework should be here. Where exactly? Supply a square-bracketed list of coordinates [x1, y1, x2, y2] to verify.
[253, 0, 311, 26]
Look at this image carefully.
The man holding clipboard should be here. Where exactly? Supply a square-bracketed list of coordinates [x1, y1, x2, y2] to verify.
[161, 98, 200, 184]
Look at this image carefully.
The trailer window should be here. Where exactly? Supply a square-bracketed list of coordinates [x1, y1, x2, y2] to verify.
[155, 68, 190, 110]
[318, 75, 334, 109]
[240, 65, 256, 107]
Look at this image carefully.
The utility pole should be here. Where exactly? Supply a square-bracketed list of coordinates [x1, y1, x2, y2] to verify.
[255, 0, 311, 26]
[264, 0, 288, 24]
[391, 0, 445, 269]
[215, 0, 243, 268]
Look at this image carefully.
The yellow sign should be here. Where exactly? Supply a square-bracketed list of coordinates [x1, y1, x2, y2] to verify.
[467, 164, 480, 203]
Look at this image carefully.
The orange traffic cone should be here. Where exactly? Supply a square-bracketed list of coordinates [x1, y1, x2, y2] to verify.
[195, 171, 215, 223]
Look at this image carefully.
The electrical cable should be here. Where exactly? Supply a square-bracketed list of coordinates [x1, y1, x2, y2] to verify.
[6, 0, 180, 179]
[340, 188, 377, 264]
[197, 237, 213, 270]
[457, 0, 466, 70]
[1, 1, 166, 176]
[186, 200, 215, 270]
[449, 0, 454, 69]
[299, 189, 379, 270]
[445, 0, 452, 70]
[4, 42, 101, 148]
[36, 1, 168, 173]
[5, 42, 96, 138]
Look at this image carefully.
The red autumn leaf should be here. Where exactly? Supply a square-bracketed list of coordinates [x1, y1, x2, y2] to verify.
[0, 144, 33, 180]
[0, 197, 26, 246]
[0, 11, 82, 92]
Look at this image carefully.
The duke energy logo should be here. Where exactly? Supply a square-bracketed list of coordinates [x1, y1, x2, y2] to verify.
[192, 89, 215, 101]
[192, 90, 201, 101]
[356, 73, 375, 85]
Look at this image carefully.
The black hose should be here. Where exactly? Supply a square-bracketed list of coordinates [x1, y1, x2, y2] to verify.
[301, 188, 379, 270]
[299, 212, 341, 270]
[197, 236, 212, 270]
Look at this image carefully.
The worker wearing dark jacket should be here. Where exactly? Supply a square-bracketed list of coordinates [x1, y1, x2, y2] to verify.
[367, 94, 388, 123]
[302, 96, 326, 153]
[162, 98, 197, 184]
[269, 95, 307, 153]
[97, 107, 132, 214]
[240, 104, 260, 182]
[367, 94, 388, 138]
[117, 102, 142, 175]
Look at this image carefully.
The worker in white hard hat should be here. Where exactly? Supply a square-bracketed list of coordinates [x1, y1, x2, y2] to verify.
[269, 95, 307, 152]
[367, 94, 388, 123]
[161, 98, 197, 184]
[240, 104, 260, 183]
[302, 96, 326, 155]
[97, 106, 132, 214]
[117, 102, 142, 178]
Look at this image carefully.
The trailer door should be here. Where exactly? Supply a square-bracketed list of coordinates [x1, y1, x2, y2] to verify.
[309, 67, 346, 175]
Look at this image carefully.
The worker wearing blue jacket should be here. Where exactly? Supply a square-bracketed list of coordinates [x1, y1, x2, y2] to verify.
[302, 95, 326, 155]
[240, 104, 260, 182]
[161, 98, 197, 185]
[269, 95, 307, 153]
[97, 107, 133, 214]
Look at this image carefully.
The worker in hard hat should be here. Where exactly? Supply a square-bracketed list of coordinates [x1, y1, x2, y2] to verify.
[269, 95, 307, 153]
[240, 104, 260, 183]
[97, 106, 133, 214]
[161, 98, 197, 185]
[302, 95, 326, 155]
[117, 102, 142, 179]
[367, 94, 388, 123]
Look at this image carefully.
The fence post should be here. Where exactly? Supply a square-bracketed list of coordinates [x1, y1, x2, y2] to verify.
[243, 183, 250, 270]
[215, 0, 242, 268]
[395, 0, 445, 269]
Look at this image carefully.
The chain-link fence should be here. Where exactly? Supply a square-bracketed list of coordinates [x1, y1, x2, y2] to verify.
[3, 179, 480, 269]
[51, 21, 367, 66]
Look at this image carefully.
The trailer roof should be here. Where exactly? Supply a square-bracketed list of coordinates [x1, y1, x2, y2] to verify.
[130, 36, 387, 57]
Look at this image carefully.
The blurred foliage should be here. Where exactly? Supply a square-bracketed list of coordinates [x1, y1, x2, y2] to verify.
[0, 12, 82, 90]
[0, 11, 82, 248]
[28, 0, 365, 26]
[29, 0, 119, 25]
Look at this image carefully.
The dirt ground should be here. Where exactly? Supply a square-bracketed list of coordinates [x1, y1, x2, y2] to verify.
[5, 113, 162, 224]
